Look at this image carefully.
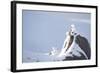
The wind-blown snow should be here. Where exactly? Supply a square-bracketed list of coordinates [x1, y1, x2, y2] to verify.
[22, 24, 90, 62]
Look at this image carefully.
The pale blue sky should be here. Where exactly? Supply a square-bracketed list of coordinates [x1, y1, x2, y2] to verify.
[22, 10, 91, 62]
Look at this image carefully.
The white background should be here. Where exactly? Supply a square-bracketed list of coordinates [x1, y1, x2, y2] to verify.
[0, 0, 99, 73]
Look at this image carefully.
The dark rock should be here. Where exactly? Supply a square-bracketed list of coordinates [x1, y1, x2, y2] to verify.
[75, 35, 91, 59]
[63, 55, 86, 61]
[63, 34, 91, 61]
